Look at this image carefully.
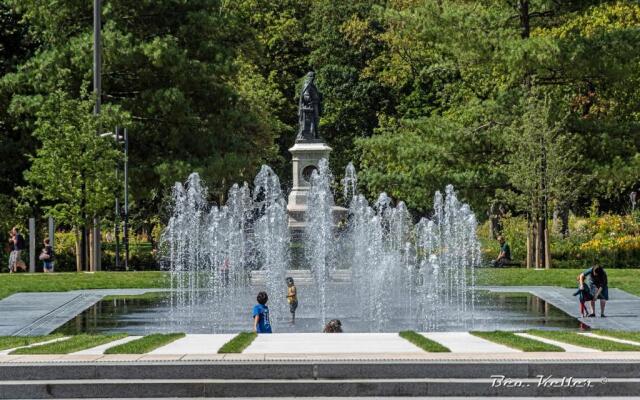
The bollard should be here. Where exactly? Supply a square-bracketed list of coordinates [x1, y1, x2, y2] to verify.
[29, 218, 36, 273]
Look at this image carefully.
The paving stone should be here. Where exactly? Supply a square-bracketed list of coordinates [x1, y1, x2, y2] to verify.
[420, 332, 520, 353]
[245, 333, 420, 354]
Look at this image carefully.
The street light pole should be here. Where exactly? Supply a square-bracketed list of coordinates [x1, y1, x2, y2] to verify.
[123, 127, 129, 271]
[114, 127, 121, 270]
[92, 0, 102, 272]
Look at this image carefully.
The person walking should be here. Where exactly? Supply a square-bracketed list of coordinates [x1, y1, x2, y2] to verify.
[8, 227, 26, 273]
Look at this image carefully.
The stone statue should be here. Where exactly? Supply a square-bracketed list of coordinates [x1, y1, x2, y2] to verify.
[296, 72, 321, 142]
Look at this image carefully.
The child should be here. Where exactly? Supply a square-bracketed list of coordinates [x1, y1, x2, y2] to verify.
[286, 277, 298, 324]
[573, 273, 593, 317]
[39, 238, 55, 273]
[252, 291, 272, 334]
[323, 319, 343, 333]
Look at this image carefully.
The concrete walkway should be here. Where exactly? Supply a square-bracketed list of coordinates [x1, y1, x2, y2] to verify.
[0, 289, 167, 336]
[245, 333, 419, 354]
[483, 286, 640, 330]
[421, 332, 519, 353]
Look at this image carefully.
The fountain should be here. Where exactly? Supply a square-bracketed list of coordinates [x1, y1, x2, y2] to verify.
[160, 72, 481, 333]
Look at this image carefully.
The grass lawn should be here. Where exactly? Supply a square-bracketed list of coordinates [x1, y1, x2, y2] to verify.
[471, 331, 564, 352]
[10, 334, 127, 354]
[104, 333, 185, 354]
[0, 334, 64, 351]
[0, 271, 167, 300]
[527, 330, 640, 351]
[218, 332, 257, 353]
[476, 268, 640, 296]
[592, 331, 640, 344]
[399, 331, 450, 352]
[102, 291, 167, 301]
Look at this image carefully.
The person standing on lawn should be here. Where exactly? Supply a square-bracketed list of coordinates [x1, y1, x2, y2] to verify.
[39, 238, 55, 273]
[579, 265, 609, 317]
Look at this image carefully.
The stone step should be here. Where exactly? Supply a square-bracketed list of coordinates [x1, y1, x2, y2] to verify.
[1, 361, 639, 381]
[0, 376, 636, 398]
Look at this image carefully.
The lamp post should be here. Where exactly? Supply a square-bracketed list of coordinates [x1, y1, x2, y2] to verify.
[101, 127, 129, 271]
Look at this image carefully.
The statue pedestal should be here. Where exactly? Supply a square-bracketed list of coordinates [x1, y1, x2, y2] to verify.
[287, 141, 347, 231]
[288, 142, 331, 229]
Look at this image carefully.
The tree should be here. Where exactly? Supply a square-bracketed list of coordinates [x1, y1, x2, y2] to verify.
[0, 1, 37, 234]
[2, 0, 282, 228]
[19, 91, 126, 270]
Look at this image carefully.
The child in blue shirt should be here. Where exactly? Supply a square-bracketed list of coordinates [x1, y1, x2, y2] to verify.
[253, 291, 272, 333]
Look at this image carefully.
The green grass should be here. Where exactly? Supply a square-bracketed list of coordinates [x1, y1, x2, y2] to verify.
[0, 271, 167, 300]
[527, 330, 640, 351]
[104, 333, 185, 354]
[471, 331, 564, 352]
[0, 334, 64, 351]
[592, 330, 640, 344]
[399, 331, 450, 352]
[218, 332, 257, 353]
[102, 291, 167, 301]
[476, 268, 640, 296]
[10, 334, 127, 354]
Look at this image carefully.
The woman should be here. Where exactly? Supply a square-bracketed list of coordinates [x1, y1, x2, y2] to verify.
[578, 265, 609, 317]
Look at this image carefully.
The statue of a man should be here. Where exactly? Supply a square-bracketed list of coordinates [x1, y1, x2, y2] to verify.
[297, 72, 321, 142]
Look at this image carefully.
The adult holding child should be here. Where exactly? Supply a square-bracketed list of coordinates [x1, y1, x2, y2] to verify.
[579, 265, 609, 318]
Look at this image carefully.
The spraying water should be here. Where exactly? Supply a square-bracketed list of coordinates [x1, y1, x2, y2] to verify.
[161, 161, 480, 332]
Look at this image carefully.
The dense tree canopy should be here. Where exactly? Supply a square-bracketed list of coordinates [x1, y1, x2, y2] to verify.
[0, 0, 638, 249]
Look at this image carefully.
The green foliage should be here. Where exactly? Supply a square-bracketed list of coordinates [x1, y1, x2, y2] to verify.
[218, 332, 257, 353]
[471, 331, 564, 352]
[399, 330, 450, 352]
[11, 333, 127, 354]
[479, 213, 640, 268]
[20, 91, 127, 227]
[104, 333, 185, 354]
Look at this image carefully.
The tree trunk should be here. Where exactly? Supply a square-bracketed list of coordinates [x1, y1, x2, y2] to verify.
[544, 227, 552, 269]
[75, 227, 82, 272]
[518, 0, 530, 39]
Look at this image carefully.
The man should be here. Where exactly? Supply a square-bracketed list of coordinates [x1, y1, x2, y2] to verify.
[9, 227, 27, 273]
[579, 265, 608, 317]
[491, 236, 511, 267]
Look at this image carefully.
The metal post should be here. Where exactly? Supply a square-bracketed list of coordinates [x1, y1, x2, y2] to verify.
[48, 216, 55, 251]
[93, 0, 102, 272]
[29, 218, 36, 273]
[123, 127, 129, 271]
[114, 126, 121, 270]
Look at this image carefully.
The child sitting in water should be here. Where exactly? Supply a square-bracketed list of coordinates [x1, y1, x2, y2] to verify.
[252, 291, 272, 334]
[286, 277, 298, 324]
